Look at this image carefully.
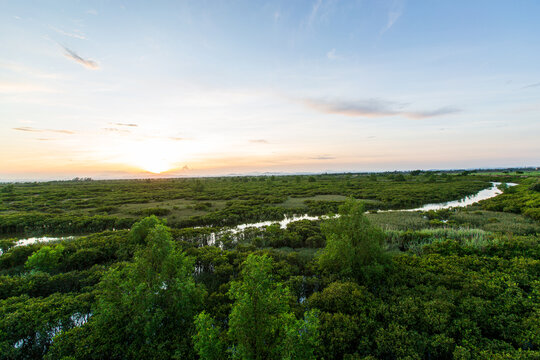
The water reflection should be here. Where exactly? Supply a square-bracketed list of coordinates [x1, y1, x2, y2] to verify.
[11, 182, 517, 248]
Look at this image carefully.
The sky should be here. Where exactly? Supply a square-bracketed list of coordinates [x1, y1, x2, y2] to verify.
[1, 0, 539, 180]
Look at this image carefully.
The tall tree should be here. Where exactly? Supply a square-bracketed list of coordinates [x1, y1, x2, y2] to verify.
[193, 312, 227, 360]
[228, 254, 290, 359]
[90, 218, 204, 359]
[317, 199, 387, 282]
[194, 254, 319, 360]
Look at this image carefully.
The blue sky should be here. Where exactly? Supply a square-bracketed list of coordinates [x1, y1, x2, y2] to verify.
[1, 0, 539, 179]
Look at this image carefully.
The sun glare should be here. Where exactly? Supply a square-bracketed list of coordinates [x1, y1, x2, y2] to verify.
[99, 134, 227, 175]
[140, 159, 172, 174]
[111, 139, 178, 174]
[134, 151, 174, 174]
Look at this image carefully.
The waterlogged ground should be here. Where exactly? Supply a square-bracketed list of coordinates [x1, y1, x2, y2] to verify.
[13, 181, 518, 246]
[0, 173, 494, 237]
[1, 173, 539, 359]
[403, 182, 517, 211]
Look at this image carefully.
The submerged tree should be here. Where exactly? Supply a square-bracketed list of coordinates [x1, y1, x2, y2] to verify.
[317, 198, 387, 282]
[193, 254, 319, 360]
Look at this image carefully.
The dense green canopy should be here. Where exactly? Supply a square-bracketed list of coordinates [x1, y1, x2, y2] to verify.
[0, 172, 539, 359]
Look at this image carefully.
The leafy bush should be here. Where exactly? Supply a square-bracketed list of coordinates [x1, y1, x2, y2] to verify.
[25, 245, 65, 273]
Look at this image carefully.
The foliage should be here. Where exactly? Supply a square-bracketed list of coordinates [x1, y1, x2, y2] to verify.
[317, 199, 387, 281]
[25, 245, 65, 273]
[0, 238, 16, 254]
[193, 312, 226, 360]
[0, 293, 93, 359]
[279, 309, 321, 360]
[529, 182, 540, 192]
[0, 174, 491, 236]
[228, 254, 289, 359]
[127, 214, 163, 245]
[481, 181, 540, 221]
[46, 218, 205, 360]
[194, 254, 320, 360]
[0, 174, 538, 359]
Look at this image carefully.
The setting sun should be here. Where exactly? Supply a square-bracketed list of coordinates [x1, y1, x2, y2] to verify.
[140, 160, 172, 174]
[105, 139, 179, 175]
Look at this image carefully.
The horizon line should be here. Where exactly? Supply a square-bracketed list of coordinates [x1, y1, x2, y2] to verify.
[1, 166, 538, 184]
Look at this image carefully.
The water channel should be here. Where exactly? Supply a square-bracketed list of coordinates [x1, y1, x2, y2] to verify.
[12, 182, 517, 248]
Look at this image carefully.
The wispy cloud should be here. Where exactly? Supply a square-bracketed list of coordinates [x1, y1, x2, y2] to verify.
[303, 98, 460, 119]
[522, 82, 540, 89]
[326, 48, 339, 60]
[140, 135, 190, 141]
[1, 62, 63, 80]
[113, 123, 138, 127]
[300, 0, 335, 30]
[381, 0, 404, 34]
[86, 9, 98, 15]
[62, 46, 99, 69]
[50, 26, 86, 40]
[305, 0, 323, 28]
[249, 139, 269, 144]
[310, 155, 335, 160]
[102, 127, 130, 133]
[13, 126, 75, 134]
[0, 81, 55, 93]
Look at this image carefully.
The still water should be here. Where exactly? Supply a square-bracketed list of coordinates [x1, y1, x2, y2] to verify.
[12, 182, 516, 247]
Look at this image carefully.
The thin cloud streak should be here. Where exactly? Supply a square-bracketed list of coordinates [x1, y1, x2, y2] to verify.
[62, 46, 99, 69]
[381, 0, 404, 34]
[50, 26, 86, 40]
[114, 123, 138, 127]
[13, 127, 75, 134]
[102, 128, 130, 133]
[1, 62, 63, 80]
[522, 82, 540, 89]
[310, 155, 335, 160]
[306, 0, 323, 28]
[303, 98, 460, 119]
[249, 139, 269, 144]
[0, 81, 55, 93]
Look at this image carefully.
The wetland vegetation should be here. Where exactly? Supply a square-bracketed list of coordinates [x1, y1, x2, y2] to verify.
[0, 171, 539, 359]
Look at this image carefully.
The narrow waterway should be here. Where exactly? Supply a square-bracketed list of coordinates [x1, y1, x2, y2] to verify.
[400, 182, 516, 212]
[220, 181, 517, 232]
[11, 182, 517, 248]
[15, 236, 77, 247]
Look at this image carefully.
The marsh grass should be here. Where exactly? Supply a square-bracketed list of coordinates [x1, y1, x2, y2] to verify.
[279, 195, 349, 208]
[385, 228, 497, 253]
[367, 211, 429, 231]
[450, 207, 540, 235]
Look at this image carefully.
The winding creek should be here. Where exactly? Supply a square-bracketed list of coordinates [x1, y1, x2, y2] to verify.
[11, 182, 517, 248]
[208, 181, 517, 234]
[400, 182, 517, 212]
[3, 181, 519, 346]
